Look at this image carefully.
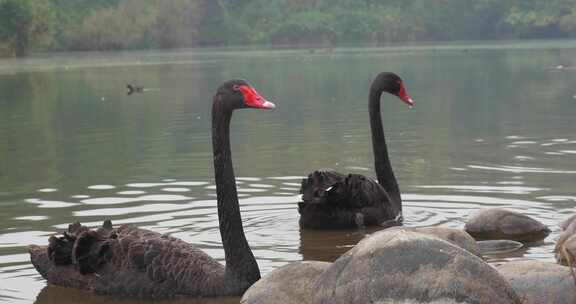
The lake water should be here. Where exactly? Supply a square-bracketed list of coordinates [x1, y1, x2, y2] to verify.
[1, 40, 576, 303]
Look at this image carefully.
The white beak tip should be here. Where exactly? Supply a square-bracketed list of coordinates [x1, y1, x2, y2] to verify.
[262, 101, 276, 109]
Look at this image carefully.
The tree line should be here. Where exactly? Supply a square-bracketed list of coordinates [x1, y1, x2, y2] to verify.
[1, 0, 576, 57]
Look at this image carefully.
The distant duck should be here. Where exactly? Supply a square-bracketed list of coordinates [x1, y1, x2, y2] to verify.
[126, 84, 144, 95]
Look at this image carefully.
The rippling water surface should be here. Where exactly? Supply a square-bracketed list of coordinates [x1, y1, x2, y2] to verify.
[1, 40, 576, 303]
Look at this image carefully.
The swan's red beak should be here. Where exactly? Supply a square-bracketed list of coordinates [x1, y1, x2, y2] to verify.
[239, 85, 276, 110]
[397, 82, 414, 108]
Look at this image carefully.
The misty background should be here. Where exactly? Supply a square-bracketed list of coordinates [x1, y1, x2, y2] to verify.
[1, 0, 576, 57]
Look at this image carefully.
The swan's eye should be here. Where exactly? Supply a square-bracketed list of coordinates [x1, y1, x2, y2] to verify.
[232, 85, 241, 91]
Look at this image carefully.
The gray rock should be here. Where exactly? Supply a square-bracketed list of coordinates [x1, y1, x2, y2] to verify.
[241, 261, 331, 304]
[312, 230, 522, 304]
[465, 208, 550, 242]
[498, 260, 576, 304]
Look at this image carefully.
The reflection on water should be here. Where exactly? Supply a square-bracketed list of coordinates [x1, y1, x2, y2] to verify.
[299, 227, 377, 262]
[34, 286, 239, 304]
[1, 40, 576, 303]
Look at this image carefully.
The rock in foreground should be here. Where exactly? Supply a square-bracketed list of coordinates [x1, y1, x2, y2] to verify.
[313, 230, 522, 304]
[498, 260, 576, 304]
[241, 261, 331, 304]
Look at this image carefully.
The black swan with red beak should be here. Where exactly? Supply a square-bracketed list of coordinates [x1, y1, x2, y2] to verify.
[299, 72, 413, 229]
[29, 80, 275, 297]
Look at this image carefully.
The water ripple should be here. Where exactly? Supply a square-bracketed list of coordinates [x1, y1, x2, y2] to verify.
[417, 185, 545, 195]
[81, 194, 192, 205]
[468, 164, 576, 174]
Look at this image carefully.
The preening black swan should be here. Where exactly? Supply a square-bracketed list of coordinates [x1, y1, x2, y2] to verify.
[29, 80, 275, 297]
[299, 72, 413, 229]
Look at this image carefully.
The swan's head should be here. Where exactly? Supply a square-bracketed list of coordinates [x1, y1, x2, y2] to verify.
[374, 72, 414, 108]
[217, 79, 276, 110]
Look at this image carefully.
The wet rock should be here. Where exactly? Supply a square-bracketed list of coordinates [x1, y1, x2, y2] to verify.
[555, 215, 576, 266]
[556, 234, 576, 268]
[464, 208, 550, 242]
[477, 239, 524, 255]
[497, 260, 576, 304]
[559, 213, 576, 230]
[386, 226, 481, 257]
[241, 261, 331, 304]
[313, 230, 522, 304]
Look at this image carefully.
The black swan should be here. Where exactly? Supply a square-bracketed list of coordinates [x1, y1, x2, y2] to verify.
[29, 79, 275, 297]
[298, 72, 413, 229]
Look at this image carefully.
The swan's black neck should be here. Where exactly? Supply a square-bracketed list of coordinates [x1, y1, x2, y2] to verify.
[369, 84, 402, 212]
[211, 96, 260, 289]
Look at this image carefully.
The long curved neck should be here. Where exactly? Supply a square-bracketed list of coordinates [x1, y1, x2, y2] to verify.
[369, 86, 402, 212]
[211, 96, 260, 288]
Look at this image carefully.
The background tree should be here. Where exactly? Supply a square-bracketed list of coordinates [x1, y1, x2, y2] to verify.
[0, 0, 55, 57]
[150, 0, 205, 48]
[505, 0, 576, 37]
[1, 0, 576, 57]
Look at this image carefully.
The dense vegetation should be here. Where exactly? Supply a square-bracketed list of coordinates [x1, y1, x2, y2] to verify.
[1, 0, 576, 57]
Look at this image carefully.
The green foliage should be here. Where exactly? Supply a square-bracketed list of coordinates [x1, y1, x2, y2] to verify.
[269, 11, 336, 44]
[559, 10, 576, 33]
[55, 0, 205, 51]
[150, 0, 204, 48]
[0, 0, 55, 56]
[46, 0, 119, 50]
[1, 0, 576, 56]
[505, 0, 576, 36]
[65, 0, 157, 50]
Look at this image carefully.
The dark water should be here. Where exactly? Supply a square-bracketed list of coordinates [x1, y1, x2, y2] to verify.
[1, 40, 576, 303]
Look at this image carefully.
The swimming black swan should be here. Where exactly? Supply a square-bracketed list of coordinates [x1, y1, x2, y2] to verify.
[299, 72, 413, 229]
[29, 80, 275, 297]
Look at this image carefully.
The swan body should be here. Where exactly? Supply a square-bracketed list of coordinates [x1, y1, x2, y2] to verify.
[30, 222, 229, 297]
[299, 171, 399, 229]
[299, 72, 412, 229]
[29, 79, 275, 297]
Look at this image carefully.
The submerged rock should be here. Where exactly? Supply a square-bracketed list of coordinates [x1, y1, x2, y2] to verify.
[241, 261, 331, 304]
[386, 226, 481, 257]
[465, 208, 550, 242]
[477, 239, 524, 255]
[312, 230, 522, 304]
[498, 260, 576, 304]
